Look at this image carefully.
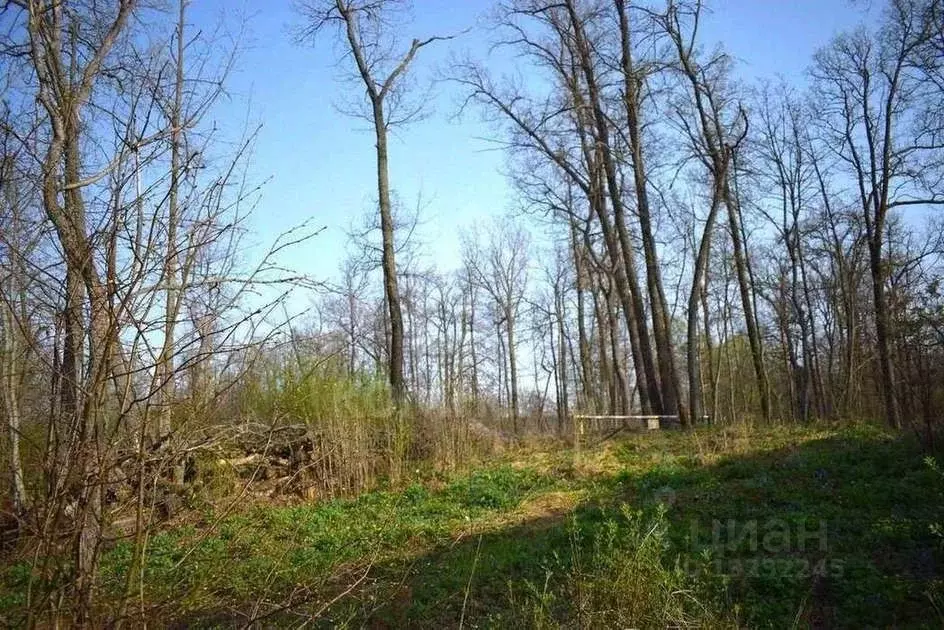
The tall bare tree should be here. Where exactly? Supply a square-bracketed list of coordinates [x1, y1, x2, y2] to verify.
[660, 0, 767, 422]
[811, 0, 944, 427]
[296, 0, 450, 405]
[14, 1, 138, 617]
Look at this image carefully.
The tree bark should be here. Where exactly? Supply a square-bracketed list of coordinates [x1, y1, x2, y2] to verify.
[687, 177, 724, 425]
[723, 170, 771, 421]
[371, 99, 406, 404]
[0, 293, 28, 514]
[565, 0, 662, 413]
[615, 0, 685, 424]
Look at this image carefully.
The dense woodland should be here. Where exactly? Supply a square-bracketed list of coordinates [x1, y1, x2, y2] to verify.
[1, 0, 944, 625]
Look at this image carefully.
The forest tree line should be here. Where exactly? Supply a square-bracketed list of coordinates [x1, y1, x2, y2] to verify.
[0, 0, 943, 624]
[309, 0, 944, 433]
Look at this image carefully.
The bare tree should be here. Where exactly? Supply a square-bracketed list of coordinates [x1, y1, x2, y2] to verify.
[811, 0, 944, 427]
[659, 0, 767, 422]
[13, 2, 138, 617]
[462, 219, 531, 432]
[614, 0, 686, 423]
[0, 137, 36, 517]
[296, 0, 451, 406]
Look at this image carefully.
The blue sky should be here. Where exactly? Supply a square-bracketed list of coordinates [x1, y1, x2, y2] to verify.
[187, 0, 874, 302]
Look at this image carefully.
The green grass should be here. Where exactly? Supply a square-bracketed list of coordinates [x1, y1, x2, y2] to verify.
[3, 422, 943, 628]
[615, 425, 943, 627]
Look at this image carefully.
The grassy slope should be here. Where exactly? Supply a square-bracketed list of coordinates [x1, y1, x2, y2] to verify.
[3, 423, 943, 628]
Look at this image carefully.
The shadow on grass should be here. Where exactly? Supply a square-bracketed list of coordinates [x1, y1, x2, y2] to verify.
[316, 427, 943, 629]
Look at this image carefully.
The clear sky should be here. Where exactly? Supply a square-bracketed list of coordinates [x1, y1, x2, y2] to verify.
[186, 0, 875, 306]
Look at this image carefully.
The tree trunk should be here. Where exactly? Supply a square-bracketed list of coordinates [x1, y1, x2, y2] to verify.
[571, 222, 594, 411]
[1, 296, 28, 514]
[592, 281, 616, 414]
[554, 278, 570, 434]
[615, 0, 684, 424]
[469, 285, 479, 406]
[869, 236, 900, 428]
[156, 0, 187, 459]
[564, 0, 660, 413]
[723, 173, 771, 421]
[372, 100, 406, 405]
[687, 181, 724, 426]
[506, 308, 519, 432]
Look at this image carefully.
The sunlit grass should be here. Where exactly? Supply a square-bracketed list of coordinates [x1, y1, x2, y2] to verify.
[3, 422, 942, 627]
